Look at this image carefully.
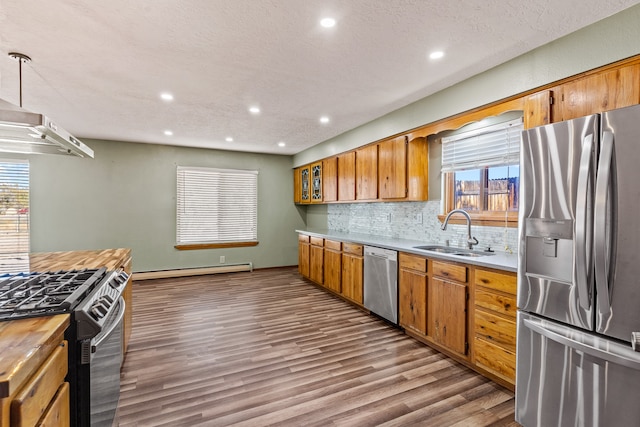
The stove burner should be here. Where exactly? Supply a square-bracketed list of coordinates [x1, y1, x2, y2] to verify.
[0, 268, 109, 321]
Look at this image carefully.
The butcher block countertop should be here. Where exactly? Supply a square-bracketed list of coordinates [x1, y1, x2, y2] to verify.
[0, 315, 69, 399]
[29, 248, 132, 272]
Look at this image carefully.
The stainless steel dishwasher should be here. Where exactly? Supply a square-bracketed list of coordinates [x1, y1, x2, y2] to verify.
[364, 246, 398, 324]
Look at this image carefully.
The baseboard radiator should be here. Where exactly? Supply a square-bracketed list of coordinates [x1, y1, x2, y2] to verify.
[133, 262, 253, 281]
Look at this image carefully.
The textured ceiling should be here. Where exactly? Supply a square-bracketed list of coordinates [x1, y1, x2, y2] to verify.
[0, 1, 638, 155]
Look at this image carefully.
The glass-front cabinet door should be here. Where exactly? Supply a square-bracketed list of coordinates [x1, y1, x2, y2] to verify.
[311, 162, 322, 202]
[300, 166, 310, 204]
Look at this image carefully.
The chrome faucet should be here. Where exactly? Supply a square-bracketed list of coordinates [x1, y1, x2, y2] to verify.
[441, 209, 479, 250]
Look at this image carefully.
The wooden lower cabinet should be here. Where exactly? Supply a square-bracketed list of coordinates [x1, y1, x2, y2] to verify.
[309, 237, 324, 284]
[0, 316, 69, 427]
[298, 234, 310, 278]
[429, 277, 468, 356]
[398, 253, 428, 335]
[341, 243, 363, 305]
[324, 240, 342, 293]
[473, 268, 517, 386]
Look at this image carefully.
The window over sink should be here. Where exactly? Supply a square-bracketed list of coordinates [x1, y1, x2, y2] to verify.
[440, 116, 522, 227]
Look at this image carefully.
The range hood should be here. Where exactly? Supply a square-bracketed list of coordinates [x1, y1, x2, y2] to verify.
[0, 98, 94, 158]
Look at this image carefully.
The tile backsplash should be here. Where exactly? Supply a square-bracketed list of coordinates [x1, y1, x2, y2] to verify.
[327, 201, 517, 254]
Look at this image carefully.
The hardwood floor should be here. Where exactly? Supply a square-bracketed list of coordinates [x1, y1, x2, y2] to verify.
[118, 267, 518, 426]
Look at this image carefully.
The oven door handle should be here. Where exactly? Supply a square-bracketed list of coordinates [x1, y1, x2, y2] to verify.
[91, 297, 125, 353]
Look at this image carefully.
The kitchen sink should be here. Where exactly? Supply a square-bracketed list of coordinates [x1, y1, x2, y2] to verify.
[412, 245, 495, 257]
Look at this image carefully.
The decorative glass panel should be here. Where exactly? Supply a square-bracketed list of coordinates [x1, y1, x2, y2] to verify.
[301, 168, 310, 201]
[312, 164, 322, 200]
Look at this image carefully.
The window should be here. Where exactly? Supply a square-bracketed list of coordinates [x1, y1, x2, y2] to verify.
[176, 166, 258, 249]
[0, 160, 29, 273]
[441, 118, 522, 226]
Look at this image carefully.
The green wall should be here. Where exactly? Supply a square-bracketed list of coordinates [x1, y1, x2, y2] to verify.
[10, 139, 305, 273]
[293, 4, 640, 166]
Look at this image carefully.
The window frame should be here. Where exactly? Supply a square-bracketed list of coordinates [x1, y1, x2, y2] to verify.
[175, 166, 259, 250]
[439, 116, 522, 228]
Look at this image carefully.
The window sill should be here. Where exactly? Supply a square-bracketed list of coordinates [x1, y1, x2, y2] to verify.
[175, 241, 259, 250]
[437, 212, 518, 228]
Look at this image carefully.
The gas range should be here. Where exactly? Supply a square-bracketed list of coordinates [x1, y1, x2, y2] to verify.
[0, 266, 130, 427]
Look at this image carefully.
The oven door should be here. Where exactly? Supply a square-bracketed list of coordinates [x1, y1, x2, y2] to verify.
[89, 296, 125, 427]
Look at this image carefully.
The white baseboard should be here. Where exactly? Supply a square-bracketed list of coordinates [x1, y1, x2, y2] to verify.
[133, 262, 253, 280]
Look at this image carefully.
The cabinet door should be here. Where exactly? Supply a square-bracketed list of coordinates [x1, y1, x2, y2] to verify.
[378, 136, 407, 199]
[399, 268, 427, 335]
[310, 161, 323, 203]
[342, 253, 363, 304]
[298, 240, 310, 278]
[310, 243, 324, 284]
[338, 152, 356, 201]
[356, 145, 378, 200]
[300, 165, 311, 204]
[323, 157, 338, 202]
[429, 277, 467, 355]
[524, 90, 553, 129]
[324, 248, 342, 293]
[560, 63, 640, 121]
[407, 136, 428, 201]
[293, 167, 301, 204]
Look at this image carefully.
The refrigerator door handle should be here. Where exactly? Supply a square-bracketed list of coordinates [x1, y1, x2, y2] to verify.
[575, 133, 594, 310]
[594, 131, 616, 316]
[523, 317, 640, 370]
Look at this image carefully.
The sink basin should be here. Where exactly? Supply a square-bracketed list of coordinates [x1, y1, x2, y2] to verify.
[412, 245, 495, 257]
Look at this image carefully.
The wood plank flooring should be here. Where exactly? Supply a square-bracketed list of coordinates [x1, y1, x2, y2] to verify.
[118, 267, 518, 426]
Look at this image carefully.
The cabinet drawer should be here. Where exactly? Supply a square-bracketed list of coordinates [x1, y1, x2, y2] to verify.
[399, 253, 427, 272]
[324, 239, 342, 251]
[310, 236, 324, 247]
[474, 337, 516, 383]
[11, 340, 68, 427]
[475, 268, 516, 295]
[37, 382, 70, 427]
[298, 234, 310, 243]
[432, 261, 467, 283]
[474, 309, 516, 350]
[475, 288, 517, 318]
[343, 243, 363, 256]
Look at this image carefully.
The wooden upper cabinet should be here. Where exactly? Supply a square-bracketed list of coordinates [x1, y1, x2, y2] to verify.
[378, 136, 407, 199]
[293, 167, 301, 204]
[407, 136, 428, 201]
[356, 144, 378, 200]
[323, 157, 338, 202]
[338, 152, 356, 201]
[524, 90, 553, 129]
[559, 63, 640, 121]
[310, 161, 323, 203]
[300, 165, 311, 204]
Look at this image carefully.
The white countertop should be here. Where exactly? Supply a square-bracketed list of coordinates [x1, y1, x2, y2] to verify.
[296, 228, 518, 272]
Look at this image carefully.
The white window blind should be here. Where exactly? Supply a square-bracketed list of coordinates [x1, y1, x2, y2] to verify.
[441, 118, 523, 172]
[0, 160, 29, 274]
[176, 166, 258, 244]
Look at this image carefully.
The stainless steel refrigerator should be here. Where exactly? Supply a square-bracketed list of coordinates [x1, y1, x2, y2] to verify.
[516, 104, 640, 426]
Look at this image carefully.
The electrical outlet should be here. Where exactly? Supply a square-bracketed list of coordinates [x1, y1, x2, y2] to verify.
[386, 213, 392, 222]
[220, 255, 226, 263]
[415, 213, 423, 224]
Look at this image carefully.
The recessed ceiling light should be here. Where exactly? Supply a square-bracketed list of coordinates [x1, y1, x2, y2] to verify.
[429, 51, 444, 60]
[160, 92, 174, 101]
[225, 137, 233, 142]
[164, 130, 173, 136]
[278, 141, 286, 147]
[249, 106, 261, 114]
[320, 17, 336, 28]
[320, 116, 330, 124]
